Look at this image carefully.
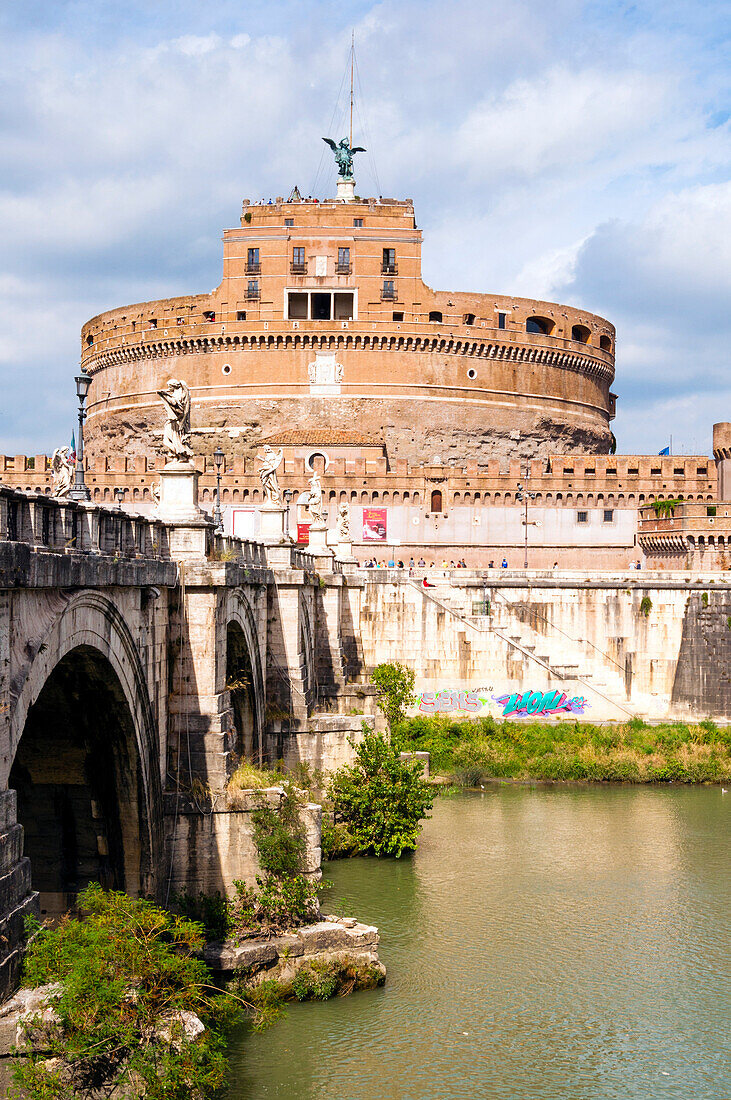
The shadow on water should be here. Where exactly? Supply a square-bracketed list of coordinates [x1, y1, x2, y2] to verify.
[226, 786, 730, 1100]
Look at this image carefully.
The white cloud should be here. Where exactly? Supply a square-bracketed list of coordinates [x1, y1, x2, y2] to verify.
[0, 0, 728, 456]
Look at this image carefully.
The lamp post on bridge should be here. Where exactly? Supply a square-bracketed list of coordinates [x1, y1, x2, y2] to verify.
[213, 447, 225, 533]
[283, 487, 293, 541]
[516, 469, 538, 570]
[69, 372, 92, 501]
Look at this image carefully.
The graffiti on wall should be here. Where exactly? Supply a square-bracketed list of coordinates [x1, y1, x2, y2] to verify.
[493, 689, 590, 717]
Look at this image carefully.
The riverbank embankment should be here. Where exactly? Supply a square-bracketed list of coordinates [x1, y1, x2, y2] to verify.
[397, 716, 731, 784]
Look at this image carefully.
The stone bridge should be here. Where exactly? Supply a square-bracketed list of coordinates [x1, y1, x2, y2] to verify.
[0, 486, 372, 998]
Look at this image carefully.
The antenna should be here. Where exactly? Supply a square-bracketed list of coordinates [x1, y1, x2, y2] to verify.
[349, 30, 354, 148]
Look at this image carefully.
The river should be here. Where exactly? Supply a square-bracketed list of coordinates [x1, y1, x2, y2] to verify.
[227, 786, 730, 1099]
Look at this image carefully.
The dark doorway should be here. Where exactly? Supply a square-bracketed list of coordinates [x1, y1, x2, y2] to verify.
[10, 646, 145, 919]
[226, 622, 258, 763]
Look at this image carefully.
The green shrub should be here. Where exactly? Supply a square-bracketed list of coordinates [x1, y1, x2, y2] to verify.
[639, 596, 653, 617]
[11, 884, 241, 1100]
[321, 818, 358, 860]
[328, 730, 433, 857]
[370, 662, 415, 734]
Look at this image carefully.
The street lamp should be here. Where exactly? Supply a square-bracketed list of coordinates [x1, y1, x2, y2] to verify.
[283, 487, 293, 541]
[69, 372, 92, 501]
[516, 471, 537, 570]
[213, 447, 225, 532]
[114, 487, 125, 508]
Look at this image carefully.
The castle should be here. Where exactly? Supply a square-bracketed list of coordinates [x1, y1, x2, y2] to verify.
[2, 182, 729, 568]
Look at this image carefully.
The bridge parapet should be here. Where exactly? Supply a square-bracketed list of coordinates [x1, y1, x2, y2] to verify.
[0, 486, 168, 560]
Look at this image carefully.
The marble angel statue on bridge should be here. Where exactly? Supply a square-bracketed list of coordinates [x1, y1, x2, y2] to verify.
[257, 445, 283, 505]
[157, 379, 193, 464]
[307, 471, 324, 525]
[51, 447, 74, 499]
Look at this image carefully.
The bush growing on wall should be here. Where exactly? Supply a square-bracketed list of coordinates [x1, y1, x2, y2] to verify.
[328, 730, 433, 857]
[370, 662, 416, 734]
[12, 884, 241, 1100]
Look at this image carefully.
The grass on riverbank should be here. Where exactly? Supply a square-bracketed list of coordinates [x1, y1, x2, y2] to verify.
[396, 715, 731, 784]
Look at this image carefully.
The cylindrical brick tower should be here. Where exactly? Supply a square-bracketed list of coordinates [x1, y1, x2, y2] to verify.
[80, 193, 617, 468]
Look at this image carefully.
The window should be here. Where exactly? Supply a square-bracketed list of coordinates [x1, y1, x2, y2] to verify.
[203, 310, 215, 321]
[236, 310, 246, 321]
[564, 467, 574, 475]
[246, 280, 259, 300]
[498, 312, 507, 329]
[651, 468, 661, 475]
[606, 468, 616, 475]
[431, 489, 443, 512]
[392, 311, 404, 321]
[382, 248, 397, 274]
[382, 280, 396, 300]
[526, 316, 554, 335]
[246, 247, 260, 273]
[576, 511, 588, 524]
[674, 467, 684, 475]
[284, 218, 294, 227]
[149, 318, 157, 328]
[603, 509, 614, 523]
[571, 324, 591, 343]
[176, 316, 184, 325]
[707, 505, 717, 517]
[463, 313, 475, 325]
[353, 218, 363, 227]
[467, 368, 477, 379]
[337, 247, 351, 274]
[585, 468, 595, 476]
[428, 310, 442, 322]
[628, 467, 639, 475]
[697, 466, 708, 475]
[600, 335, 612, 352]
[291, 247, 306, 273]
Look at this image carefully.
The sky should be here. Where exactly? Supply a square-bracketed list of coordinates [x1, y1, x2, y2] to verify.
[0, 0, 728, 457]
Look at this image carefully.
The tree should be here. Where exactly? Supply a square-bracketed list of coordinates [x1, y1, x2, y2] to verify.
[370, 662, 415, 735]
[328, 731, 433, 857]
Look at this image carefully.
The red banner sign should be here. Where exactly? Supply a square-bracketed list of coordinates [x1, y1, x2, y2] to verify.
[297, 523, 310, 545]
[362, 507, 387, 542]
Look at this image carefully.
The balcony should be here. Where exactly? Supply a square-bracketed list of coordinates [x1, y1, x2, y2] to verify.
[381, 263, 398, 275]
[245, 262, 261, 275]
[290, 261, 307, 275]
[336, 263, 352, 275]
[245, 287, 260, 301]
[381, 288, 397, 301]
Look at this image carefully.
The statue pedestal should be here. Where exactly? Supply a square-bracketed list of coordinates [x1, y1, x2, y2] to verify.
[336, 178, 355, 202]
[156, 462, 213, 559]
[259, 504, 287, 543]
[156, 463, 204, 523]
[335, 540, 353, 561]
[307, 522, 333, 557]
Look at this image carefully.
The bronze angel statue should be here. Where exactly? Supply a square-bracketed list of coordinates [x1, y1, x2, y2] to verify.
[322, 137, 366, 179]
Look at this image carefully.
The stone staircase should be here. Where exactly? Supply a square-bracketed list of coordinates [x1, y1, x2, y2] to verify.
[410, 580, 639, 719]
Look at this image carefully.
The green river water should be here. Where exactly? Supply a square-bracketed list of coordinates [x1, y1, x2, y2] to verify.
[227, 786, 730, 1099]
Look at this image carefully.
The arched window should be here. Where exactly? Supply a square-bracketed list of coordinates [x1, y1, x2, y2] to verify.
[600, 335, 612, 352]
[526, 316, 554, 335]
[430, 489, 443, 512]
[571, 324, 591, 343]
[463, 313, 475, 325]
[429, 311, 443, 323]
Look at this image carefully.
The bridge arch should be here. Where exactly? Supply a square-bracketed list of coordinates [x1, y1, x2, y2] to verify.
[225, 589, 266, 764]
[8, 592, 162, 916]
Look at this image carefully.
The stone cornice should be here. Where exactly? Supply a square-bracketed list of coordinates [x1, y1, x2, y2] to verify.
[84, 331, 614, 383]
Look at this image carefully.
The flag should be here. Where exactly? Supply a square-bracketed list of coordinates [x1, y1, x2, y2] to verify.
[658, 446, 670, 456]
[69, 431, 76, 463]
